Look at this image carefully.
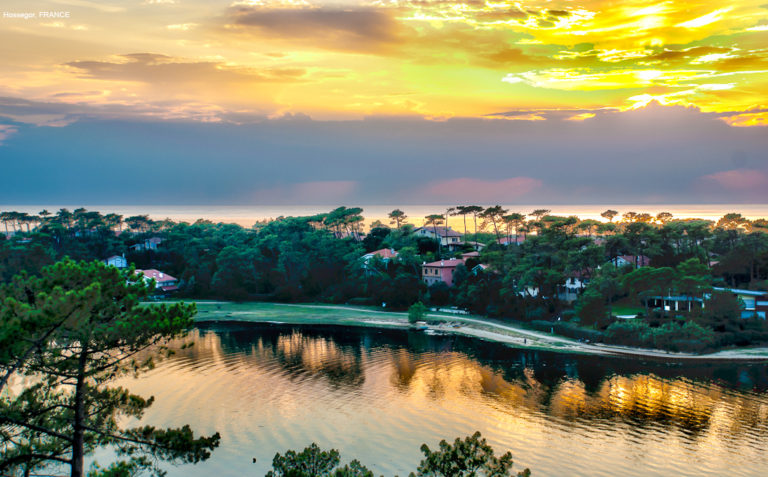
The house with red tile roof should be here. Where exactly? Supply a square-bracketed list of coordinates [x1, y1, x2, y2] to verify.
[422, 258, 465, 287]
[362, 248, 399, 262]
[135, 269, 179, 293]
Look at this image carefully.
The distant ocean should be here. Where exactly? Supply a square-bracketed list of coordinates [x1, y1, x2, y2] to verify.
[2, 204, 767, 227]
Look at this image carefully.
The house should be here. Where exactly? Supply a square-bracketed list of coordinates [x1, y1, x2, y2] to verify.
[472, 263, 488, 275]
[135, 269, 179, 293]
[129, 237, 163, 252]
[413, 226, 462, 246]
[614, 255, 651, 268]
[447, 240, 486, 252]
[648, 295, 705, 313]
[461, 251, 480, 260]
[103, 254, 128, 269]
[422, 259, 465, 287]
[362, 248, 398, 262]
[498, 236, 525, 246]
[713, 287, 768, 319]
[555, 270, 592, 303]
[564, 270, 591, 292]
[361, 249, 399, 274]
[646, 287, 767, 318]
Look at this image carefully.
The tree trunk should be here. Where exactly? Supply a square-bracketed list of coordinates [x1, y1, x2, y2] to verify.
[71, 350, 89, 477]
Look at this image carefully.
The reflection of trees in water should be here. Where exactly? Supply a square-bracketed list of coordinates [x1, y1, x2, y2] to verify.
[385, 342, 768, 441]
[550, 375, 715, 433]
[170, 325, 367, 390]
[391, 349, 417, 390]
[185, 323, 768, 443]
[272, 331, 365, 388]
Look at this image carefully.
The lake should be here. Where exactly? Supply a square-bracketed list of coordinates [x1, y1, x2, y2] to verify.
[115, 322, 768, 476]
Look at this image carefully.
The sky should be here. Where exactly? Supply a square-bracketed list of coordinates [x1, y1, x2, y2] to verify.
[0, 0, 767, 205]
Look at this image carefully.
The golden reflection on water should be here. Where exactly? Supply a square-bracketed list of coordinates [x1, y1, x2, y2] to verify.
[161, 328, 768, 437]
[123, 327, 768, 476]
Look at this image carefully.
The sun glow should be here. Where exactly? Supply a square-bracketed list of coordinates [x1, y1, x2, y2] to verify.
[0, 0, 765, 123]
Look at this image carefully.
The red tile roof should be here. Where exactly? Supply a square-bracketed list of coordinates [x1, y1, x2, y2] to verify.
[365, 248, 399, 259]
[498, 236, 525, 245]
[423, 259, 465, 267]
[135, 269, 177, 283]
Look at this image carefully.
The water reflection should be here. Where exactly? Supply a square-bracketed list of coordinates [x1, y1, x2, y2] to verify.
[123, 323, 768, 477]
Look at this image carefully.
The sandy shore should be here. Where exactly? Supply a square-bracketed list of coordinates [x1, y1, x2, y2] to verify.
[190, 301, 768, 361]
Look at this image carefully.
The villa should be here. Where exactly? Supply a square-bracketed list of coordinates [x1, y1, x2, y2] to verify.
[413, 226, 462, 246]
[135, 269, 179, 293]
[422, 258, 465, 287]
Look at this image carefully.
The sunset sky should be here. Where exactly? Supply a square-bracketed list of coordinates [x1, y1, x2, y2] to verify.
[1, 1, 767, 205]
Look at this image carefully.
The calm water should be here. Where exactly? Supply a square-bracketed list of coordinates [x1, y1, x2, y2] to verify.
[112, 323, 768, 477]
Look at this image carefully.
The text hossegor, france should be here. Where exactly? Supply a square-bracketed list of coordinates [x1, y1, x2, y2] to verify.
[3, 12, 71, 20]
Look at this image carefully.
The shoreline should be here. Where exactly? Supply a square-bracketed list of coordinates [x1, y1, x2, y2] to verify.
[186, 301, 768, 361]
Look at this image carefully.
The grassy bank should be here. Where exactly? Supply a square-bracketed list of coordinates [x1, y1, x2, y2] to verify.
[184, 301, 768, 361]
[190, 301, 588, 354]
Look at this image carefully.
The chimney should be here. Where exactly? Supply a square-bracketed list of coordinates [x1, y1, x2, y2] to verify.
[441, 261, 444, 266]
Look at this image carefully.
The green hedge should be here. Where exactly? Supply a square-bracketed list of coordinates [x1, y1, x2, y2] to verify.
[604, 320, 716, 353]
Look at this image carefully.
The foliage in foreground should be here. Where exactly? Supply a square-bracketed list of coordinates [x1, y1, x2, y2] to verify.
[0, 259, 220, 477]
[265, 431, 530, 477]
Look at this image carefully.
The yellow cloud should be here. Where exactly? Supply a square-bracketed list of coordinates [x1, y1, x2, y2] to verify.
[1, 0, 767, 123]
[676, 8, 732, 29]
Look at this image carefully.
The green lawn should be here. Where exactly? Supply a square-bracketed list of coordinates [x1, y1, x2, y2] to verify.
[191, 301, 410, 328]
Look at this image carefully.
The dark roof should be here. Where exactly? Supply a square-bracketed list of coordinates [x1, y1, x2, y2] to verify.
[414, 226, 462, 237]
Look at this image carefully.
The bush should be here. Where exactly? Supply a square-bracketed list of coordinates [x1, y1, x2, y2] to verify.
[604, 320, 716, 353]
[408, 301, 427, 324]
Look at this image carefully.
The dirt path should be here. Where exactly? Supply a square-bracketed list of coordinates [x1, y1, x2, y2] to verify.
[197, 302, 768, 361]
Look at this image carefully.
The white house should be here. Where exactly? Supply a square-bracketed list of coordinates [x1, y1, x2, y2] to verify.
[413, 226, 462, 246]
[103, 254, 128, 269]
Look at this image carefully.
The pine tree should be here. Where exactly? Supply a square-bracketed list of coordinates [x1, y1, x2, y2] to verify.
[0, 259, 219, 477]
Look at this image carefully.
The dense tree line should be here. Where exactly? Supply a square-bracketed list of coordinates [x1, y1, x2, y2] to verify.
[2, 206, 768, 353]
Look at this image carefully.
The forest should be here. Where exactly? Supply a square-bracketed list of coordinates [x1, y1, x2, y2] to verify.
[2, 206, 767, 353]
